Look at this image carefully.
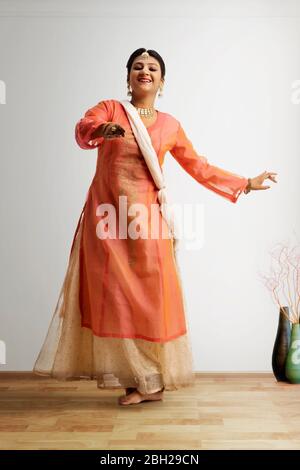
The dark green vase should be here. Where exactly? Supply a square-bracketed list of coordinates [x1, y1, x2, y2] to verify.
[285, 323, 300, 384]
[272, 306, 291, 382]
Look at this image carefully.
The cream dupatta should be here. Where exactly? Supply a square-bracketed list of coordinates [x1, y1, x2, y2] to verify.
[120, 99, 181, 269]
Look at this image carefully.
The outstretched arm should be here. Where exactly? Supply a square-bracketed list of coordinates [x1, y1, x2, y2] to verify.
[169, 122, 249, 203]
[75, 100, 112, 149]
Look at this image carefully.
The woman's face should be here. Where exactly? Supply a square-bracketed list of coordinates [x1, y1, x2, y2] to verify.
[128, 55, 163, 98]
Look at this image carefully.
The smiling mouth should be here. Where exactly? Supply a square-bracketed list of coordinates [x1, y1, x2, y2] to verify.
[138, 79, 152, 83]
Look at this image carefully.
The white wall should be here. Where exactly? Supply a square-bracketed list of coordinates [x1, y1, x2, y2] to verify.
[0, 0, 299, 371]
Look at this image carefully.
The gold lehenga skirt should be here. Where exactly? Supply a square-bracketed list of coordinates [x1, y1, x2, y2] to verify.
[33, 218, 196, 395]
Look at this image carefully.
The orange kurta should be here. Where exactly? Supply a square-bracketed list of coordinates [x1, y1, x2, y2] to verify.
[74, 99, 248, 343]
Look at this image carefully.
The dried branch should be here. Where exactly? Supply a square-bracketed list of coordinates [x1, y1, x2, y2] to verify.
[259, 242, 300, 323]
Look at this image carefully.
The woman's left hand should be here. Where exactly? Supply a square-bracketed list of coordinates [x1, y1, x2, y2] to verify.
[248, 171, 278, 191]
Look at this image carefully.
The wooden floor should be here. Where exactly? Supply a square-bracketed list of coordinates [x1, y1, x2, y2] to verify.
[0, 372, 300, 450]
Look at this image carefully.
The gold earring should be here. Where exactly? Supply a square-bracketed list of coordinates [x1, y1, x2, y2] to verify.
[158, 86, 164, 97]
[127, 83, 132, 96]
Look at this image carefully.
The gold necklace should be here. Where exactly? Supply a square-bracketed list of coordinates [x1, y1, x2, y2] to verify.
[131, 102, 154, 119]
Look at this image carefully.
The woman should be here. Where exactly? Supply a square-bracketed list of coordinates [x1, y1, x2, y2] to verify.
[33, 48, 277, 406]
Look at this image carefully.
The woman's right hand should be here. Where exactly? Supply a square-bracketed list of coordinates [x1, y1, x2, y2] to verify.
[91, 122, 125, 140]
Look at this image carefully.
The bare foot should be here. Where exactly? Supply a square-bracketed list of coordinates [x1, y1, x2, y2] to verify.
[118, 388, 164, 406]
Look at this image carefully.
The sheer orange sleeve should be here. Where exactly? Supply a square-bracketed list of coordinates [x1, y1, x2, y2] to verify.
[169, 122, 249, 203]
[75, 100, 111, 149]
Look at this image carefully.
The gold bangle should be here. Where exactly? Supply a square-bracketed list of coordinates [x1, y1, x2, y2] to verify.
[244, 178, 252, 194]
